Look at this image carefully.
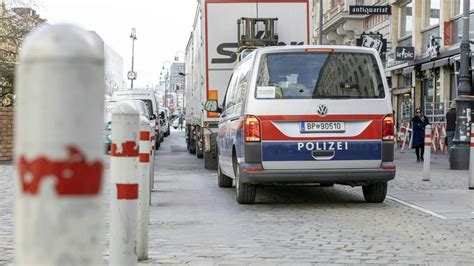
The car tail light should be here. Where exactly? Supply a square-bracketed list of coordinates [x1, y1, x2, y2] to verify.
[244, 115, 261, 142]
[382, 114, 394, 141]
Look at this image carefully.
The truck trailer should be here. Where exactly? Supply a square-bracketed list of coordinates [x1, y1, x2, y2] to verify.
[185, 0, 314, 169]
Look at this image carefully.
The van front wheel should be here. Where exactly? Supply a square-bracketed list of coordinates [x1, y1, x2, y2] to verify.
[234, 162, 256, 204]
[362, 182, 387, 203]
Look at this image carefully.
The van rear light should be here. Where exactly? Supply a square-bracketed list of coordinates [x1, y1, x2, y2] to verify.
[244, 115, 261, 142]
[382, 114, 394, 141]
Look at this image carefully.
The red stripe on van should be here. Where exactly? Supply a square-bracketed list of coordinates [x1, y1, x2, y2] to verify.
[261, 120, 382, 141]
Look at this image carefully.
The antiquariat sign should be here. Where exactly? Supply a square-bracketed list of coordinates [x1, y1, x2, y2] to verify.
[356, 32, 387, 56]
[395, 47, 415, 61]
[349, 5, 391, 15]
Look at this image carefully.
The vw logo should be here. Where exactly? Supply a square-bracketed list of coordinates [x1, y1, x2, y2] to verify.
[317, 104, 328, 117]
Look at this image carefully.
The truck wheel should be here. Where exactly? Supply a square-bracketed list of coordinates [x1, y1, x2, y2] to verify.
[196, 141, 203, 158]
[189, 143, 196, 154]
[234, 159, 256, 204]
[204, 134, 218, 170]
[362, 182, 387, 203]
[217, 164, 232, 188]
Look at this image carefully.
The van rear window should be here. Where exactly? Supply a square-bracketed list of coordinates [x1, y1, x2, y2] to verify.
[255, 52, 385, 99]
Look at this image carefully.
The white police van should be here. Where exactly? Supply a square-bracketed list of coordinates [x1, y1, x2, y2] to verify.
[205, 45, 395, 204]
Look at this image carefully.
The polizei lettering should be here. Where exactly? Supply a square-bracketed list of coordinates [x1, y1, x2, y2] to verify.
[297, 141, 349, 151]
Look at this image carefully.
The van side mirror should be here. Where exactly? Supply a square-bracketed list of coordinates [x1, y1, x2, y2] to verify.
[204, 100, 221, 113]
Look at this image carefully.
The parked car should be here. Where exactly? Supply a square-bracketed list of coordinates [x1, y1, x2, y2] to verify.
[112, 90, 161, 149]
[205, 45, 395, 204]
[160, 107, 171, 136]
[159, 107, 170, 138]
[104, 100, 118, 154]
[104, 99, 158, 153]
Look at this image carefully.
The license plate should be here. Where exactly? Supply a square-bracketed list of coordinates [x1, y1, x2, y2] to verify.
[300, 121, 345, 133]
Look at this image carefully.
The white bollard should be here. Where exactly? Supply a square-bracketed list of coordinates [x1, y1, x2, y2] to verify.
[110, 101, 140, 266]
[14, 24, 105, 264]
[423, 125, 432, 181]
[469, 125, 474, 189]
[137, 117, 151, 260]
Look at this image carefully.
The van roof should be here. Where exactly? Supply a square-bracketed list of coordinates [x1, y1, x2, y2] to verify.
[254, 45, 379, 56]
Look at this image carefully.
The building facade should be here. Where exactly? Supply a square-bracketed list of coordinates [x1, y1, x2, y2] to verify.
[315, 0, 474, 130]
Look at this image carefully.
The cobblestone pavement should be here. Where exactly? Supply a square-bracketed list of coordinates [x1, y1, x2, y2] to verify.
[1, 132, 473, 264]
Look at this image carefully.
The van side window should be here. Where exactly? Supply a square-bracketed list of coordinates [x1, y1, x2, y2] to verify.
[224, 72, 239, 110]
[234, 60, 252, 106]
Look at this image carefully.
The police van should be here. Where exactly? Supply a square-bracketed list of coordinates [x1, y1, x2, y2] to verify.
[204, 45, 395, 204]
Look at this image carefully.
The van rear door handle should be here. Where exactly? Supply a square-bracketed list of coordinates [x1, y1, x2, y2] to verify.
[311, 150, 335, 160]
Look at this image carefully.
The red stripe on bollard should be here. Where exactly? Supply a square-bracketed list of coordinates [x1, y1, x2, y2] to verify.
[111, 141, 139, 157]
[116, 183, 138, 200]
[140, 131, 150, 141]
[425, 134, 431, 138]
[425, 142, 432, 146]
[470, 143, 474, 147]
[139, 153, 150, 163]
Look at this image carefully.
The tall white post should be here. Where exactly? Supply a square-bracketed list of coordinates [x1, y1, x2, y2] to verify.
[109, 101, 139, 266]
[137, 117, 151, 260]
[14, 24, 105, 264]
[423, 125, 432, 181]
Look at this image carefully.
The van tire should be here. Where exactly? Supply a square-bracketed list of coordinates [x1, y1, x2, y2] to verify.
[218, 165, 233, 188]
[234, 157, 256, 204]
[362, 182, 387, 203]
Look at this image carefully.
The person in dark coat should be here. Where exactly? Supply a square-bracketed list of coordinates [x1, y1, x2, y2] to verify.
[412, 108, 430, 162]
[445, 102, 456, 156]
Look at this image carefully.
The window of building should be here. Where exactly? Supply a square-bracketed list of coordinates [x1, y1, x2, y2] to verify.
[452, 0, 474, 17]
[399, 1, 412, 37]
[423, 0, 440, 28]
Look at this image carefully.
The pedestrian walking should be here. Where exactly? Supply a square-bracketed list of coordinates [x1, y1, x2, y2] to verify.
[445, 102, 456, 157]
[412, 108, 430, 162]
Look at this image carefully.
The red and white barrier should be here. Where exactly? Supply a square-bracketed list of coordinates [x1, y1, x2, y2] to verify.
[469, 125, 474, 189]
[137, 117, 151, 260]
[423, 125, 432, 181]
[398, 123, 412, 152]
[14, 24, 105, 264]
[109, 101, 140, 266]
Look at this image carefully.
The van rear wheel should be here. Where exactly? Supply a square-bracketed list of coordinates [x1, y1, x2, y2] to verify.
[362, 182, 387, 203]
[234, 159, 256, 204]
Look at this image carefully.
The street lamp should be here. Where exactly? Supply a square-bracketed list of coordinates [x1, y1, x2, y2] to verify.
[450, 0, 473, 170]
[128, 27, 137, 89]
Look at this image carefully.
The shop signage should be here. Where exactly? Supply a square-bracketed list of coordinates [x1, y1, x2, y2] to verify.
[395, 47, 415, 61]
[356, 32, 387, 56]
[349, 5, 391, 15]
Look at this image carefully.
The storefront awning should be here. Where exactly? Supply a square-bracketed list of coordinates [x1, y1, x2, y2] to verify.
[402, 66, 415, 74]
[433, 58, 449, 68]
[421, 62, 434, 71]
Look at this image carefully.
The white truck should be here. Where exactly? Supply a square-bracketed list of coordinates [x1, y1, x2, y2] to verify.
[184, 0, 314, 169]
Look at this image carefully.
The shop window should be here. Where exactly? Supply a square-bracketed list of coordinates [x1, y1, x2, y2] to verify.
[423, 76, 444, 123]
[423, 0, 440, 28]
[399, 1, 412, 37]
[452, 0, 474, 17]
